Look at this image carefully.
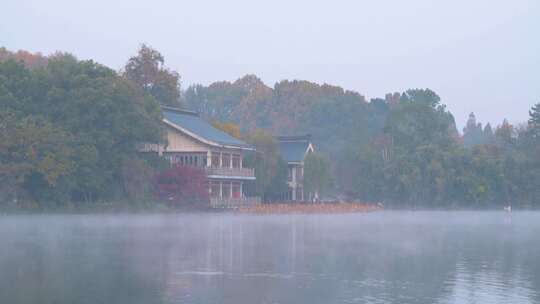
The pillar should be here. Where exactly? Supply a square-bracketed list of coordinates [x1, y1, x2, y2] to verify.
[219, 152, 222, 168]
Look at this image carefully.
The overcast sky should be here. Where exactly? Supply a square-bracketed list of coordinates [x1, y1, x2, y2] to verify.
[2, 0, 539, 128]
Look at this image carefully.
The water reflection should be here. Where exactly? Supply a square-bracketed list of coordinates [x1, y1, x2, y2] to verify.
[0, 212, 539, 304]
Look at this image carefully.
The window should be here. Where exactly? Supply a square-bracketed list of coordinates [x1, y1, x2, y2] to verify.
[211, 152, 220, 168]
[222, 153, 231, 168]
[204, 181, 210, 195]
[222, 181, 231, 198]
[296, 167, 303, 181]
[232, 154, 240, 168]
[232, 182, 241, 198]
[210, 181, 220, 198]
[288, 167, 293, 182]
[296, 187, 303, 201]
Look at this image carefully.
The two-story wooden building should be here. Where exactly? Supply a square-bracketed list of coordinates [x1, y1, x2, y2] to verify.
[142, 106, 259, 207]
[277, 135, 315, 202]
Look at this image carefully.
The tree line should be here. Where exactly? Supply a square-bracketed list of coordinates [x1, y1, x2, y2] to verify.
[184, 75, 540, 208]
[1, 45, 539, 209]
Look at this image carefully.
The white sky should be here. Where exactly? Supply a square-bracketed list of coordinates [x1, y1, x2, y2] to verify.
[1, 0, 539, 128]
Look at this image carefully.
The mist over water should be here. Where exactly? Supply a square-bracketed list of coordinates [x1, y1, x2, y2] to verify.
[1, 212, 539, 304]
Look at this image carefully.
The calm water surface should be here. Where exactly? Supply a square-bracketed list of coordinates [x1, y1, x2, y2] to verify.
[1, 211, 539, 304]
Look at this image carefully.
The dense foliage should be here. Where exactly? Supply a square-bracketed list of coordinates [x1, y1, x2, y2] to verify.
[1, 45, 538, 209]
[185, 75, 382, 157]
[0, 53, 163, 208]
[186, 77, 540, 208]
[242, 129, 289, 202]
[303, 153, 332, 199]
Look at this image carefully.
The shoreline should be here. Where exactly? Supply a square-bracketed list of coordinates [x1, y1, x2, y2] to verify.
[1, 201, 536, 215]
[237, 203, 381, 214]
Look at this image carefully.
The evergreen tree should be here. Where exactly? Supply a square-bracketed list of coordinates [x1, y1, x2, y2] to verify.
[529, 103, 540, 139]
[483, 123, 494, 138]
[495, 119, 516, 148]
[463, 112, 485, 147]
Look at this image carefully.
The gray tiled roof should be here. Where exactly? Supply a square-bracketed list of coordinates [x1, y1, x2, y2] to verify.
[162, 107, 252, 149]
[278, 139, 311, 163]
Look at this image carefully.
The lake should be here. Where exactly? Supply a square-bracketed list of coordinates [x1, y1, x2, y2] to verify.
[1, 211, 539, 304]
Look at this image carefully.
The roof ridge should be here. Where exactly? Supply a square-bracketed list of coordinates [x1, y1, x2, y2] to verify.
[161, 105, 199, 116]
[276, 134, 312, 142]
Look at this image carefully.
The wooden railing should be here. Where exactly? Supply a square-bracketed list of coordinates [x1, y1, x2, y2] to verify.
[210, 196, 261, 208]
[205, 167, 255, 178]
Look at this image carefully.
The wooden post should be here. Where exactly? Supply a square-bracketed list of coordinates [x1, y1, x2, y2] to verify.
[219, 152, 222, 168]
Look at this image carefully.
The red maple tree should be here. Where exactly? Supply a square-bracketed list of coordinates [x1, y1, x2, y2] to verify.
[154, 165, 209, 205]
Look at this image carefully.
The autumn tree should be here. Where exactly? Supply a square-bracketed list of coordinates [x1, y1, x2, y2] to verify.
[185, 75, 273, 131]
[124, 44, 181, 107]
[212, 121, 242, 138]
[0, 47, 48, 69]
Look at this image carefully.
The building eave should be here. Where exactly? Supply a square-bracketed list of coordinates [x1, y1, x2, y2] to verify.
[207, 175, 256, 180]
[163, 118, 255, 151]
[287, 161, 303, 165]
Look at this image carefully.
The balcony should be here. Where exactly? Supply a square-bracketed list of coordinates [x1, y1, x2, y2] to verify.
[210, 196, 261, 208]
[205, 167, 255, 179]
